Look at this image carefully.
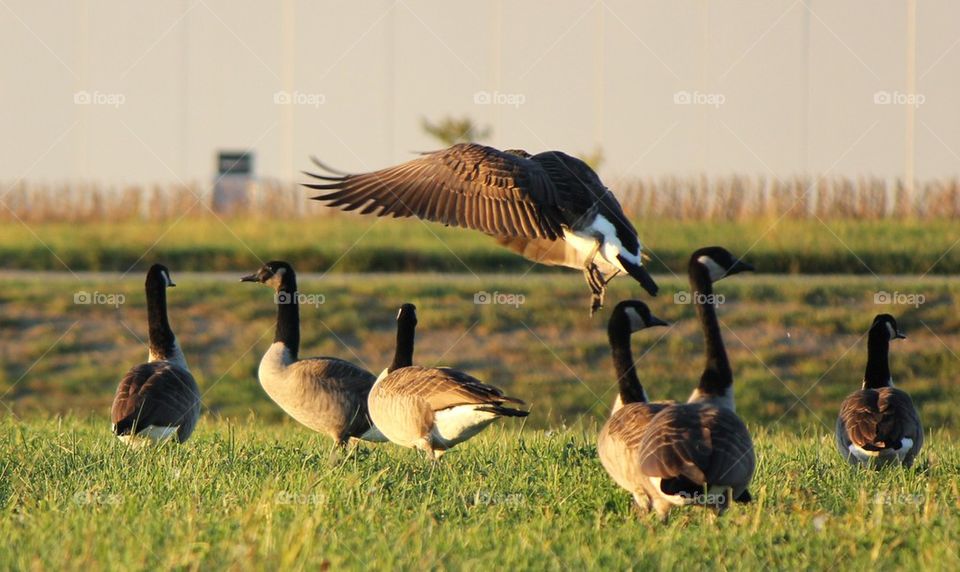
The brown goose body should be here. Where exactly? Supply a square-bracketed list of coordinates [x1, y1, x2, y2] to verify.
[630, 247, 756, 519]
[595, 300, 674, 511]
[598, 400, 674, 506]
[111, 264, 201, 446]
[306, 143, 658, 313]
[242, 261, 386, 446]
[835, 314, 922, 468]
[112, 361, 200, 445]
[635, 402, 755, 516]
[836, 387, 923, 467]
[257, 343, 382, 444]
[368, 366, 527, 459]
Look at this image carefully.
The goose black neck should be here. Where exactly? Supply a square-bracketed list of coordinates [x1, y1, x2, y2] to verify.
[863, 328, 892, 388]
[146, 279, 176, 360]
[608, 316, 646, 405]
[389, 317, 416, 372]
[691, 264, 732, 395]
[274, 273, 300, 360]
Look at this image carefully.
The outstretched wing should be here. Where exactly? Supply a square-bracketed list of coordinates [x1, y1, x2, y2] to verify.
[305, 143, 564, 240]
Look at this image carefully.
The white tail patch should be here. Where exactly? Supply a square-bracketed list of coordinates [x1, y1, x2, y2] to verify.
[562, 215, 642, 274]
[431, 405, 500, 448]
[849, 438, 913, 463]
[117, 425, 179, 447]
[649, 477, 727, 506]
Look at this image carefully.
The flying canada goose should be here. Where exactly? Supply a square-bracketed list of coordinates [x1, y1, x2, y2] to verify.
[240, 261, 387, 446]
[634, 247, 755, 519]
[111, 264, 201, 446]
[305, 143, 658, 314]
[367, 303, 529, 459]
[597, 301, 674, 512]
[835, 314, 922, 468]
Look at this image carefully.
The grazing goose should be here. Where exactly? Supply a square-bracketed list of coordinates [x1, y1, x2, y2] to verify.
[634, 247, 755, 519]
[596, 301, 674, 512]
[111, 264, 201, 446]
[836, 314, 922, 468]
[368, 303, 529, 459]
[240, 261, 386, 446]
[305, 143, 658, 314]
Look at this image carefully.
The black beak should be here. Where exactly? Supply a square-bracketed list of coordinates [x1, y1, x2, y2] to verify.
[618, 255, 659, 296]
[895, 332, 907, 340]
[168, 281, 177, 287]
[240, 274, 259, 283]
[732, 260, 755, 274]
[648, 316, 669, 327]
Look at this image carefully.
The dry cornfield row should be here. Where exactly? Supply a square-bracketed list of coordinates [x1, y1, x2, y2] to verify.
[3, 175, 960, 222]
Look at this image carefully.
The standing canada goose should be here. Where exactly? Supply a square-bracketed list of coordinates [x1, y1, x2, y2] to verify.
[835, 314, 922, 468]
[240, 261, 386, 446]
[111, 264, 201, 446]
[634, 247, 755, 519]
[597, 301, 674, 512]
[305, 143, 658, 314]
[367, 303, 529, 459]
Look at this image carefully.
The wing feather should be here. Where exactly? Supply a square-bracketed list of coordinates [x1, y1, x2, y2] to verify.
[307, 143, 564, 239]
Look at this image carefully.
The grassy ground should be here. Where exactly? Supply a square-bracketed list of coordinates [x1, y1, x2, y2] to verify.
[1, 272, 958, 435]
[2, 418, 959, 570]
[1, 216, 959, 274]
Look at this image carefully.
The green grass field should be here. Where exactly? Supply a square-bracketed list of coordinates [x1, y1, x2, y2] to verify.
[3, 418, 959, 570]
[3, 248, 960, 570]
[1, 216, 959, 274]
[2, 272, 959, 433]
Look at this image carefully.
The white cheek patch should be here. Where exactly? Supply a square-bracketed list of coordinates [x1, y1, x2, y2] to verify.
[162, 270, 174, 287]
[624, 307, 645, 330]
[885, 322, 897, 340]
[697, 256, 728, 282]
[275, 267, 287, 277]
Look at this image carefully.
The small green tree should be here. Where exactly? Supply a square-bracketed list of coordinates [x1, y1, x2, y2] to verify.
[421, 116, 492, 147]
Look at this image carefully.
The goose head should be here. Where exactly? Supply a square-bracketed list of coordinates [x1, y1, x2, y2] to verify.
[146, 263, 176, 289]
[240, 261, 295, 290]
[871, 313, 906, 341]
[689, 246, 754, 283]
[397, 302, 417, 324]
[609, 300, 669, 335]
